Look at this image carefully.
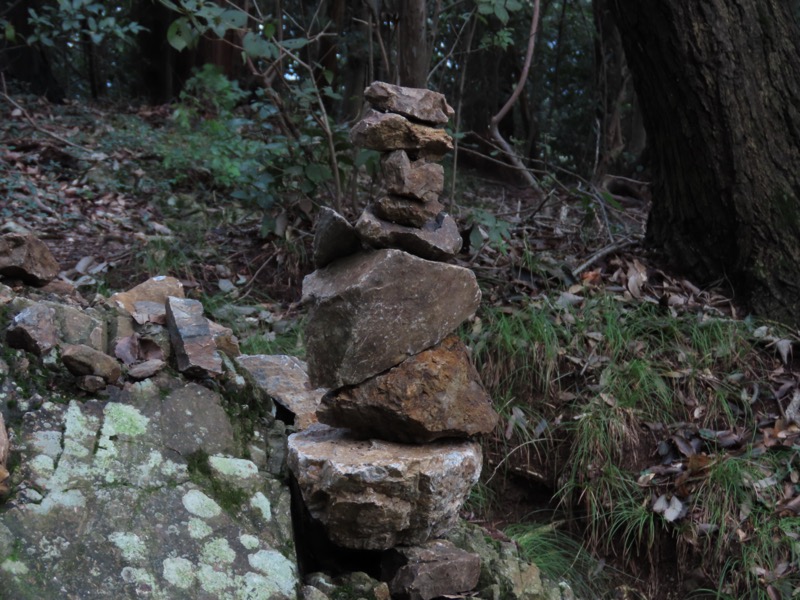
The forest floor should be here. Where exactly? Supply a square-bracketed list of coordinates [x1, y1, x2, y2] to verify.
[2, 92, 800, 600]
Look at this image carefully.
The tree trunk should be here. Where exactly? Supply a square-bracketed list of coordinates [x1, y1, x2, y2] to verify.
[609, 0, 800, 326]
[397, 0, 428, 87]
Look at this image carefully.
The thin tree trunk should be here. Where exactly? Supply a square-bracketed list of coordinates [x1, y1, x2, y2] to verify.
[398, 0, 428, 87]
[610, 0, 800, 326]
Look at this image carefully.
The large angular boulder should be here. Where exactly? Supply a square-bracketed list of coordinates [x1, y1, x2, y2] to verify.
[302, 249, 481, 388]
[381, 540, 481, 600]
[0, 233, 59, 286]
[364, 82, 455, 126]
[381, 150, 444, 202]
[349, 110, 453, 159]
[287, 425, 481, 550]
[355, 208, 462, 261]
[165, 297, 223, 377]
[318, 335, 499, 443]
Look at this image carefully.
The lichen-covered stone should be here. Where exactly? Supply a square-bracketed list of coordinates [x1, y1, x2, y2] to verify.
[318, 335, 498, 443]
[0, 233, 60, 286]
[288, 424, 481, 550]
[356, 208, 463, 261]
[364, 81, 455, 126]
[349, 110, 453, 159]
[161, 383, 236, 457]
[302, 249, 480, 388]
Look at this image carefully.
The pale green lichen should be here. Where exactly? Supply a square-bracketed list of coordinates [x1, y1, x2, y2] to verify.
[109, 532, 146, 562]
[29, 454, 55, 480]
[182, 490, 222, 518]
[247, 549, 297, 596]
[162, 557, 196, 589]
[208, 456, 259, 479]
[103, 403, 149, 437]
[30, 489, 86, 515]
[201, 538, 236, 564]
[1, 559, 29, 575]
[187, 517, 213, 539]
[249, 492, 272, 520]
[63, 401, 99, 457]
[239, 534, 260, 550]
[197, 562, 234, 594]
[120, 566, 160, 593]
[30, 430, 62, 457]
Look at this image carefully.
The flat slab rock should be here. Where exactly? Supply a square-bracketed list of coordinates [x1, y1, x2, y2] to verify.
[318, 335, 498, 443]
[288, 424, 481, 550]
[236, 354, 327, 430]
[0, 233, 60, 286]
[349, 109, 453, 159]
[364, 81, 455, 126]
[302, 249, 481, 389]
[0, 382, 298, 599]
[356, 207, 462, 261]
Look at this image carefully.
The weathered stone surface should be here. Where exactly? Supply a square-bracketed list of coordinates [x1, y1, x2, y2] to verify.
[77, 374, 106, 392]
[6, 303, 58, 355]
[349, 110, 453, 159]
[313, 207, 362, 268]
[287, 424, 481, 550]
[127, 358, 166, 380]
[364, 81, 455, 125]
[165, 296, 223, 377]
[161, 383, 236, 457]
[53, 304, 107, 351]
[208, 319, 240, 358]
[0, 413, 8, 495]
[1, 387, 298, 599]
[108, 275, 184, 314]
[381, 539, 481, 600]
[372, 195, 444, 228]
[61, 344, 121, 383]
[302, 249, 481, 388]
[381, 150, 444, 202]
[236, 354, 326, 430]
[0, 233, 59, 286]
[318, 335, 498, 443]
[356, 208, 463, 261]
[130, 300, 166, 325]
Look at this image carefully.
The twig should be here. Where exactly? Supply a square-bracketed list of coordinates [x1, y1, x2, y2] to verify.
[1, 78, 92, 153]
[572, 237, 640, 276]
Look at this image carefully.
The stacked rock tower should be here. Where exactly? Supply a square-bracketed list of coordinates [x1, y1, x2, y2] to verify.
[288, 82, 499, 596]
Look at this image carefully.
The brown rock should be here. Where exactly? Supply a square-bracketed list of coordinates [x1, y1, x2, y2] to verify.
[76, 375, 107, 393]
[61, 344, 122, 383]
[130, 300, 166, 325]
[6, 303, 58, 355]
[372, 196, 445, 228]
[236, 354, 326, 430]
[302, 249, 480, 388]
[208, 319, 240, 358]
[318, 335, 498, 443]
[165, 296, 222, 377]
[381, 150, 444, 202]
[108, 276, 184, 314]
[313, 207, 362, 268]
[0, 233, 60, 286]
[287, 424, 481, 550]
[54, 304, 106, 351]
[127, 359, 166, 380]
[349, 110, 453, 159]
[355, 208, 463, 261]
[382, 540, 481, 600]
[364, 81, 455, 125]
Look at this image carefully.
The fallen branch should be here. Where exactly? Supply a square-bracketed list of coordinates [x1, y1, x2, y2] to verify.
[572, 237, 641, 276]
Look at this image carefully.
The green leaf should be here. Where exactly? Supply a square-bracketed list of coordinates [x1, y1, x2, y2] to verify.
[280, 37, 308, 50]
[304, 163, 332, 185]
[506, 0, 523, 10]
[477, 2, 494, 15]
[262, 22, 275, 38]
[166, 18, 193, 51]
[222, 9, 247, 29]
[242, 32, 275, 58]
[494, 4, 509, 23]
[4, 22, 15, 42]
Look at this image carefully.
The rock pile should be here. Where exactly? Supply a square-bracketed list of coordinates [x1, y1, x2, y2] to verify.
[289, 82, 499, 600]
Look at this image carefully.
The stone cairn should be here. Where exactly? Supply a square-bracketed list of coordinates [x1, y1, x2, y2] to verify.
[288, 82, 500, 599]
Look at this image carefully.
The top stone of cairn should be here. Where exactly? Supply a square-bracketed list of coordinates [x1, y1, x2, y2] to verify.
[365, 81, 455, 126]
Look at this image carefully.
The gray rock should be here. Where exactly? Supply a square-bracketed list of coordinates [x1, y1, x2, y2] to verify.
[61, 344, 121, 383]
[161, 383, 237, 457]
[313, 207, 362, 268]
[349, 109, 453, 159]
[6, 303, 58, 355]
[301, 585, 331, 600]
[165, 296, 223, 377]
[288, 424, 481, 550]
[236, 354, 327, 430]
[355, 208, 463, 261]
[364, 81, 455, 125]
[127, 358, 166, 380]
[381, 150, 444, 202]
[76, 374, 107, 392]
[53, 304, 107, 351]
[0, 233, 60, 286]
[318, 335, 498, 443]
[372, 195, 444, 228]
[302, 249, 481, 388]
[382, 539, 481, 600]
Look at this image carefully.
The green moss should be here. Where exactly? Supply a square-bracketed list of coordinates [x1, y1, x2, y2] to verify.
[186, 450, 249, 514]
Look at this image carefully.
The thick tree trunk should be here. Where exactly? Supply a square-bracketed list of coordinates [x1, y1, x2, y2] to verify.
[398, 0, 428, 87]
[609, 0, 800, 326]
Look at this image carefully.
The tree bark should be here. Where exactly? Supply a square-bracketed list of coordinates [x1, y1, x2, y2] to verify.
[609, 0, 800, 326]
[397, 0, 428, 87]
